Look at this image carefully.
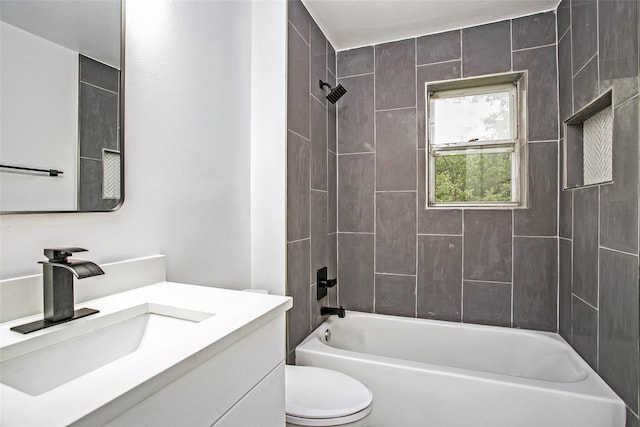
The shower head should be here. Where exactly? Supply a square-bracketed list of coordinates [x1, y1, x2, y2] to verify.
[319, 80, 347, 104]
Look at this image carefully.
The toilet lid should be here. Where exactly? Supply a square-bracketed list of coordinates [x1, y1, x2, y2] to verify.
[285, 365, 373, 419]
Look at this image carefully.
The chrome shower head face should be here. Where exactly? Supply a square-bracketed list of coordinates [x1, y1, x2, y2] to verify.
[319, 80, 347, 104]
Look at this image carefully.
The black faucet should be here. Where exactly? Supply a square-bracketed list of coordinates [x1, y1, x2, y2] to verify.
[11, 248, 104, 334]
[320, 306, 345, 318]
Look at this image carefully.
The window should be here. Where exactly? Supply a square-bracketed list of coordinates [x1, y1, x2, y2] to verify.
[426, 73, 527, 207]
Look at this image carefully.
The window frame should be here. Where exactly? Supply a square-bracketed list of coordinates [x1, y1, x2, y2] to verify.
[425, 72, 527, 208]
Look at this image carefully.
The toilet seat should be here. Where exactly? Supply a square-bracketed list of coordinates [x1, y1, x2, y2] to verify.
[285, 365, 373, 426]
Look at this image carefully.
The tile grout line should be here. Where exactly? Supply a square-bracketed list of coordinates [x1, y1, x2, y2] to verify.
[511, 42, 557, 53]
[573, 293, 599, 312]
[288, 20, 309, 47]
[375, 106, 417, 113]
[459, 28, 464, 321]
[461, 209, 465, 322]
[556, 6, 562, 333]
[459, 29, 464, 78]
[599, 245, 640, 258]
[596, 185, 600, 370]
[338, 151, 375, 156]
[376, 272, 418, 278]
[289, 129, 311, 142]
[417, 58, 462, 69]
[372, 44, 377, 313]
[511, 208, 515, 327]
[572, 51, 598, 79]
[337, 71, 375, 80]
[308, 30, 313, 336]
[415, 36, 419, 319]
[465, 279, 513, 285]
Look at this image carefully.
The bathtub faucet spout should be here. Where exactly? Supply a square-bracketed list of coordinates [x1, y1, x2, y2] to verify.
[321, 306, 345, 318]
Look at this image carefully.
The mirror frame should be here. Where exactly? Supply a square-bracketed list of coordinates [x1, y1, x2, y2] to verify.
[1, 0, 125, 215]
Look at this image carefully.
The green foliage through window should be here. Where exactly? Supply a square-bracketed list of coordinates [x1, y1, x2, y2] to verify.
[434, 151, 512, 203]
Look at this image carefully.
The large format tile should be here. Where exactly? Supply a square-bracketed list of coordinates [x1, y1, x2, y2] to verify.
[461, 21, 511, 77]
[287, 131, 310, 241]
[417, 61, 462, 149]
[463, 210, 512, 282]
[310, 98, 327, 190]
[565, 126, 584, 188]
[598, 0, 639, 105]
[287, 23, 310, 138]
[376, 108, 417, 191]
[417, 235, 462, 321]
[600, 98, 639, 254]
[375, 39, 416, 110]
[571, 0, 598, 72]
[557, 0, 570, 38]
[572, 296, 598, 370]
[512, 12, 556, 51]
[463, 281, 511, 327]
[559, 189, 573, 239]
[513, 45, 558, 142]
[287, 239, 311, 350]
[328, 152, 337, 233]
[375, 274, 416, 317]
[626, 411, 639, 427]
[311, 191, 328, 282]
[337, 74, 375, 153]
[287, 0, 310, 43]
[513, 237, 557, 331]
[310, 21, 327, 105]
[327, 233, 337, 285]
[337, 46, 374, 77]
[80, 55, 119, 93]
[338, 153, 374, 232]
[338, 233, 374, 312]
[573, 55, 599, 112]
[572, 186, 599, 306]
[599, 249, 639, 411]
[327, 76, 337, 153]
[558, 32, 573, 131]
[79, 84, 118, 159]
[327, 41, 336, 76]
[515, 142, 557, 236]
[416, 30, 461, 65]
[376, 192, 417, 275]
[78, 159, 118, 211]
[559, 238, 572, 340]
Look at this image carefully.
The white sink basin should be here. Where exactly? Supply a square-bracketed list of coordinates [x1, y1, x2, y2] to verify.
[0, 303, 214, 395]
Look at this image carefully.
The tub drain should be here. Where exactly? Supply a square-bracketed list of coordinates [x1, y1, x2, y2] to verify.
[324, 329, 331, 342]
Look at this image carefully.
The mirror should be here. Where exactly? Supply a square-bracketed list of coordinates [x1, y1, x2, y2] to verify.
[0, 0, 123, 213]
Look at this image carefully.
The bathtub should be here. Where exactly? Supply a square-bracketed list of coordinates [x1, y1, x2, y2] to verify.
[295, 311, 625, 427]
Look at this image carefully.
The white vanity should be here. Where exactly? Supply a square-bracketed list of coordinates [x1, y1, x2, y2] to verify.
[0, 256, 292, 426]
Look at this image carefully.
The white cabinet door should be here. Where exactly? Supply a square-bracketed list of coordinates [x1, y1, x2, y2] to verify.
[104, 317, 285, 427]
[213, 362, 285, 427]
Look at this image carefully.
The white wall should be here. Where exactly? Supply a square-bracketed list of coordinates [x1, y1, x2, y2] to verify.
[0, 0, 261, 290]
[1, 22, 78, 211]
[250, 0, 287, 295]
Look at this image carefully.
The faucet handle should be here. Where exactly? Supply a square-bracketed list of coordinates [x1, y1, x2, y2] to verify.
[43, 247, 87, 262]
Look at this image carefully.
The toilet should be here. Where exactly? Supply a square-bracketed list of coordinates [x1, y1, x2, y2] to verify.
[285, 365, 373, 427]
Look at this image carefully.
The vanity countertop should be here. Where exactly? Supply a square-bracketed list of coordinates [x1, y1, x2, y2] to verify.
[0, 282, 292, 426]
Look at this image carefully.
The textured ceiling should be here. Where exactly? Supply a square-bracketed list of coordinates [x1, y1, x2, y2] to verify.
[302, 0, 561, 51]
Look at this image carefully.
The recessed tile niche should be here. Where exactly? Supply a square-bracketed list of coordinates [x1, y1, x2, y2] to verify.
[563, 90, 613, 188]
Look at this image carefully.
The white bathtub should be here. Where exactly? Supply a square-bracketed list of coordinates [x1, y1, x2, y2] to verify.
[295, 311, 625, 427]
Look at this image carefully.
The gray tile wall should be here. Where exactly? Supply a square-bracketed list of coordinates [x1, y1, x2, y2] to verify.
[78, 55, 120, 211]
[557, 0, 640, 424]
[286, 0, 338, 362]
[335, 13, 559, 331]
